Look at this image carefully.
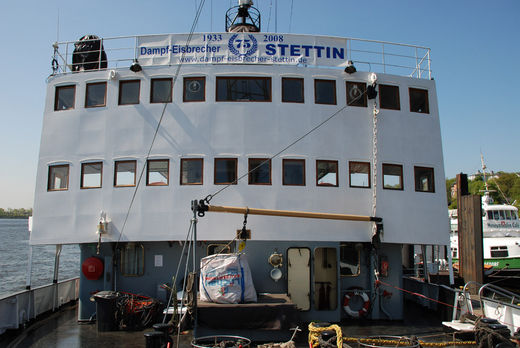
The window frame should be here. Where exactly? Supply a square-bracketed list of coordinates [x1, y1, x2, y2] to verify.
[314, 79, 337, 105]
[340, 243, 361, 277]
[382, 163, 404, 190]
[282, 159, 306, 186]
[150, 78, 173, 103]
[47, 164, 70, 191]
[54, 85, 76, 111]
[316, 160, 339, 187]
[118, 79, 141, 105]
[282, 77, 304, 103]
[214, 158, 238, 185]
[80, 162, 103, 189]
[349, 161, 371, 188]
[114, 160, 137, 187]
[85, 81, 107, 108]
[248, 158, 272, 185]
[216, 76, 272, 102]
[183, 76, 206, 102]
[414, 166, 435, 193]
[146, 159, 169, 186]
[409, 87, 430, 114]
[180, 158, 204, 185]
[346, 81, 367, 107]
[379, 84, 401, 110]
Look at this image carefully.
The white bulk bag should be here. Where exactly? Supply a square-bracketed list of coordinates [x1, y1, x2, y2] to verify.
[199, 253, 257, 304]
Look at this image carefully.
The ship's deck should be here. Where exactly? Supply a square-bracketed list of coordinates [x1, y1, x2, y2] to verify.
[2, 300, 471, 348]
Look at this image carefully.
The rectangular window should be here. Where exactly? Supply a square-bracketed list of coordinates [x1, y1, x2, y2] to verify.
[316, 160, 338, 186]
[248, 158, 271, 185]
[214, 158, 237, 185]
[379, 84, 400, 110]
[340, 243, 360, 277]
[409, 88, 429, 113]
[85, 82, 107, 108]
[54, 85, 75, 111]
[490, 246, 508, 258]
[314, 79, 336, 105]
[48, 164, 69, 191]
[282, 77, 304, 103]
[216, 77, 271, 102]
[114, 160, 136, 187]
[151, 78, 172, 103]
[81, 162, 102, 189]
[183, 77, 206, 102]
[119, 80, 140, 105]
[414, 166, 435, 192]
[180, 158, 203, 185]
[346, 82, 367, 107]
[349, 161, 370, 188]
[283, 159, 305, 186]
[383, 163, 403, 190]
[147, 159, 169, 186]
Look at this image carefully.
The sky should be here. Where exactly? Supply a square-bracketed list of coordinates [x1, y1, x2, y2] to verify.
[0, 0, 519, 208]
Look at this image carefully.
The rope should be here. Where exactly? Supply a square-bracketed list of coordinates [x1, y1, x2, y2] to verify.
[309, 322, 477, 347]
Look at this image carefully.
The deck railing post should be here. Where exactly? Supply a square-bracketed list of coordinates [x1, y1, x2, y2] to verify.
[52, 244, 62, 311]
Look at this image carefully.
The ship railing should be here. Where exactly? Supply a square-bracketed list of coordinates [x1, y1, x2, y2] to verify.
[0, 277, 79, 335]
[478, 283, 520, 332]
[50, 34, 432, 79]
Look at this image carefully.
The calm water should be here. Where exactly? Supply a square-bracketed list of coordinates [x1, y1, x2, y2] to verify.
[0, 219, 80, 298]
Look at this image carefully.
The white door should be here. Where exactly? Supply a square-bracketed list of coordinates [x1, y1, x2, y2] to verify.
[287, 248, 311, 311]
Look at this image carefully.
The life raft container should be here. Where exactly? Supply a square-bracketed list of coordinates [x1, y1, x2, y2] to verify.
[343, 290, 370, 318]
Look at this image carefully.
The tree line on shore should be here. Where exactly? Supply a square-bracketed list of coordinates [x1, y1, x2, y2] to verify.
[446, 171, 520, 209]
[0, 208, 33, 218]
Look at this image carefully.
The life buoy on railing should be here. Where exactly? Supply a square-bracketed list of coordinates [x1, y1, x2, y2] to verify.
[343, 290, 370, 318]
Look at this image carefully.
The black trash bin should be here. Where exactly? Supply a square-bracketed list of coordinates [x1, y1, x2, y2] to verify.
[92, 291, 119, 332]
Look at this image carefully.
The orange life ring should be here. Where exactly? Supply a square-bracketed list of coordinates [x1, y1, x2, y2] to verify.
[343, 290, 370, 318]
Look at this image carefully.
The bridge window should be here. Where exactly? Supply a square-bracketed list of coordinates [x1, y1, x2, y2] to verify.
[151, 78, 173, 103]
[183, 77, 206, 102]
[181, 158, 203, 185]
[85, 82, 107, 108]
[490, 246, 508, 258]
[147, 159, 169, 186]
[409, 88, 429, 113]
[283, 159, 305, 186]
[248, 158, 271, 185]
[282, 77, 304, 103]
[346, 82, 367, 107]
[81, 162, 102, 189]
[414, 166, 435, 192]
[119, 80, 140, 105]
[383, 163, 403, 190]
[114, 160, 136, 187]
[54, 85, 75, 111]
[379, 84, 400, 110]
[506, 210, 512, 220]
[316, 160, 338, 187]
[349, 161, 370, 188]
[214, 158, 237, 185]
[48, 164, 69, 191]
[216, 77, 271, 101]
[314, 79, 336, 105]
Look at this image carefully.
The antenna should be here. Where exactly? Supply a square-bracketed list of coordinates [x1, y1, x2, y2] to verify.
[480, 152, 488, 191]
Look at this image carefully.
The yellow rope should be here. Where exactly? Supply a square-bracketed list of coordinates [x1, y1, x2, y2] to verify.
[308, 322, 343, 348]
[308, 322, 477, 348]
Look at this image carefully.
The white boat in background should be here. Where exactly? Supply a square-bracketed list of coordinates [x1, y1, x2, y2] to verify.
[449, 158, 520, 275]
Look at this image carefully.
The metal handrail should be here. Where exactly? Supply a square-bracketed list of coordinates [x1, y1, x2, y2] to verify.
[479, 283, 520, 309]
[50, 33, 432, 78]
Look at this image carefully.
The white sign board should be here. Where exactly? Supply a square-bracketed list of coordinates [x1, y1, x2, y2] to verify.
[137, 33, 347, 67]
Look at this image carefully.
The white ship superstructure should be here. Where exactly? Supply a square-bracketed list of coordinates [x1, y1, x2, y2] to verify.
[30, 1, 448, 333]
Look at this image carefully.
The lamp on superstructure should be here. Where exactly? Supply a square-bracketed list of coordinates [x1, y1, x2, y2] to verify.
[226, 0, 261, 33]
